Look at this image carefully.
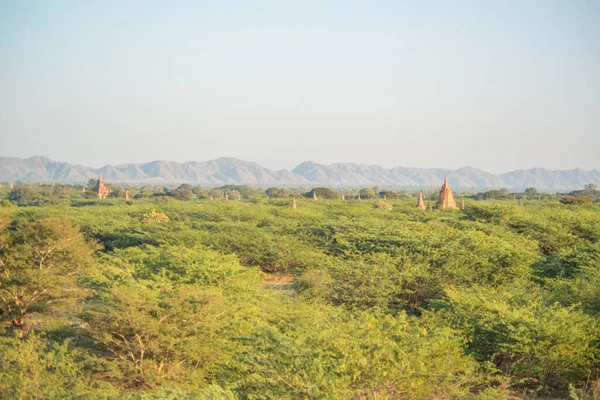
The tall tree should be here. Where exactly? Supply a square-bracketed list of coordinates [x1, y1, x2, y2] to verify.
[0, 218, 94, 338]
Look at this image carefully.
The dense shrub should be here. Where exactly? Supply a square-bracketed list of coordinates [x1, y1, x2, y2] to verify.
[265, 187, 295, 198]
[1, 190, 599, 397]
[373, 199, 392, 209]
[7, 187, 60, 206]
[358, 187, 376, 199]
[560, 195, 593, 205]
[303, 187, 339, 199]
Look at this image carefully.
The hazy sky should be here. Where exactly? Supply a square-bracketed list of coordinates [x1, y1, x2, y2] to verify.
[1, 1, 599, 173]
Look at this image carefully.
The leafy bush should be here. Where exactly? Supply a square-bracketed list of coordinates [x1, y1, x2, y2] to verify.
[265, 187, 295, 198]
[7, 186, 60, 206]
[445, 285, 599, 391]
[358, 187, 376, 199]
[560, 196, 593, 205]
[303, 187, 339, 199]
[142, 209, 170, 223]
[1, 188, 599, 397]
[0, 335, 111, 399]
[167, 189, 194, 201]
[373, 199, 392, 209]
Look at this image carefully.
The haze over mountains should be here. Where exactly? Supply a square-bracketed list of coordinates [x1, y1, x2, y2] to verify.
[1, 156, 599, 190]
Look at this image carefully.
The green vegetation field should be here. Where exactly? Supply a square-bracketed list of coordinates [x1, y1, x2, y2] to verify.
[1, 187, 599, 399]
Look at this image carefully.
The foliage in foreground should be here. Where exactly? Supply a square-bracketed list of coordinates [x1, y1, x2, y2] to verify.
[0, 194, 599, 399]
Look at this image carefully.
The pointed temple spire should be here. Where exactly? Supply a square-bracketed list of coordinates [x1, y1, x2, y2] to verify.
[416, 192, 426, 209]
[10, 182, 14, 189]
[225, 192, 229, 200]
[292, 197, 297, 211]
[313, 190, 318, 201]
[341, 193, 345, 201]
[92, 176, 110, 199]
[125, 190, 130, 201]
[436, 174, 458, 209]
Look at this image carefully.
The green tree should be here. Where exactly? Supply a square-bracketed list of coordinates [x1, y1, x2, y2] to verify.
[303, 187, 339, 199]
[0, 218, 94, 338]
[84, 280, 228, 388]
[378, 190, 404, 199]
[265, 187, 294, 198]
[86, 178, 98, 191]
[207, 189, 223, 199]
[7, 186, 59, 207]
[358, 188, 376, 199]
[482, 190, 504, 200]
[217, 185, 263, 198]
[167, 189, 194, 201]
[524, 187, 539, 198]
[191, 187, 207, 198]
[176, 184, 194, 191]
[560, 196, 592, 205]
[108, 188, 126, 199]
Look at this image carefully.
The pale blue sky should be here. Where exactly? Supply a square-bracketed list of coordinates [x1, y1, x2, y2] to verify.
[1, 0, 598, 173]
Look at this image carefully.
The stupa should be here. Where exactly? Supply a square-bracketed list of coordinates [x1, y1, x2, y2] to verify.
[436, 175, 458, 209]
[92, 176, 111, 199]
[416, 192, 426, 209]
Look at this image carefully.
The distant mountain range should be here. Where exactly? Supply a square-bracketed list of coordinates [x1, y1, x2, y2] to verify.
[1, 156, 599, 190]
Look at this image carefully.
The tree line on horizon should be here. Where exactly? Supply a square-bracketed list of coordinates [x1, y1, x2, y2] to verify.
[1, 180, 599, 208]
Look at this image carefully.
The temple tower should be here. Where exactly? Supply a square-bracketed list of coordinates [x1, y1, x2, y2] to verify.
[125, 190, 130, 201]
[313, 190, 318, 201]
[292, 197, 297, 211]
[92, 176, 110, 199]
[416, 192, 426, 209]
[436, 175, 458, 209]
